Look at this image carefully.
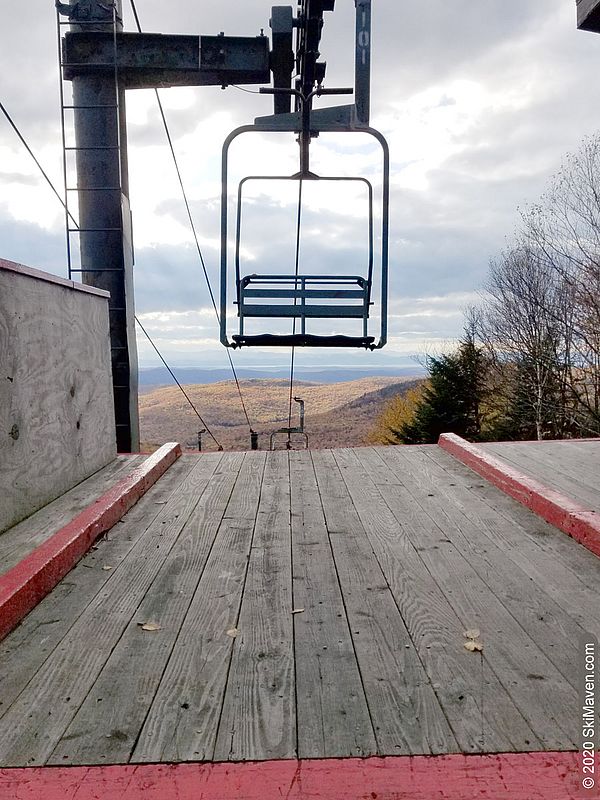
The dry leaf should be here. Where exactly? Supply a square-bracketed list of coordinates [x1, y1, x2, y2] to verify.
[464, 640, 483, 652]
[226, 627, 239, 638]
[138, 622, 161, 632]
[102, 565, 113, 571]
[292, 608, 305, 615]
[464, 629, 480, 640]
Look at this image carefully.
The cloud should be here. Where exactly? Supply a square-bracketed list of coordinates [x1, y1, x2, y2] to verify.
[0, 171, 40, 186]
[2, 0, 600, 370]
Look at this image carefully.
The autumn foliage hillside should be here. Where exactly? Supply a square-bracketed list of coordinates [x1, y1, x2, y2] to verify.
[139, 376, 422, 452]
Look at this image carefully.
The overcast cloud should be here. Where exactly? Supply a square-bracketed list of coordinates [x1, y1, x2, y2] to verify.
[1, 0, 600, 370]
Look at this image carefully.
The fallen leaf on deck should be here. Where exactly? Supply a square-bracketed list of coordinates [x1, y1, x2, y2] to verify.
[226, 628, 239, 638]
[464, 629, 480, 640]
[464, 640, 483, 652]
[138, 622, 161, 632]
[292, 608, 305, 615]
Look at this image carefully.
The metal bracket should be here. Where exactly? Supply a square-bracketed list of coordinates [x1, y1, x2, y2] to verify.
[270, 7, 295, 113]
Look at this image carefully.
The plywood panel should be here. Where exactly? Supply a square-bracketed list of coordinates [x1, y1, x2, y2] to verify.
[0, 263, 116, 533]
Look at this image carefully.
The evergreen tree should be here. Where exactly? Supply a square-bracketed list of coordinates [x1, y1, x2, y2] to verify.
[391, 328, 489, 444]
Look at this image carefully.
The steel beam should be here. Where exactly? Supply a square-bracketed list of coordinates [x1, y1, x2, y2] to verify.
[270, 7, 294, 113]
[577, 0, 600, 32]
[63, 32, 270, 88]
[355, 0, 371, 125]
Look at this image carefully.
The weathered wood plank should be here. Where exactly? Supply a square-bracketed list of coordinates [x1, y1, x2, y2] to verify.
[428, 446, 600, 640]
[131, 451, 267, 763]
[214, 451, 296, 762]
[372, 446, 578, 749]
[0, 454, 222, 766]
[0, 456, 197, 723]
[313, 449, 457, 756]
[289, 449, 376, 759]
[484, 442, 600, 510]
[0, 751, 584, 800]
[382, 449, 583, 687]
[48, 453, 245, 766]
[487, 440, 595, 477]
[335, 448, 541, 754]
[516, 440, 600, 480]
[0, 456, 144, 574]
[521, 444, 599, 503]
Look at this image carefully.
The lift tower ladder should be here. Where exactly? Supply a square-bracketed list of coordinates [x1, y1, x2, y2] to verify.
[57, 1, 136, 452]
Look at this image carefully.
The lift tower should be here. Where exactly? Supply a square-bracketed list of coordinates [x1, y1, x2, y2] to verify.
[59, 0, 387, 443]
[58, 0, 269, 451]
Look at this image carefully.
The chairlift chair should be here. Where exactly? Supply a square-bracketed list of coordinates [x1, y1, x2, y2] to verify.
[270, 397, 309, 450]
[234, 173, 375, 347]
[220, 125, 389, 349]
[219, 0, 389, 350]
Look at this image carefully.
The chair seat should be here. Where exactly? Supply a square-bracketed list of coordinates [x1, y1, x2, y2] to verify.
[231, 333, 376, 348]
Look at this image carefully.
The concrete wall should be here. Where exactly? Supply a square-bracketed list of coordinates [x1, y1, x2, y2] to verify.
[0, 259, 116, 533]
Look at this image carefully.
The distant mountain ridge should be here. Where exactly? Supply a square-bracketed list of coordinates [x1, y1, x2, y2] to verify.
[139, 375, 423, 451]
[139, 365, 425, 390]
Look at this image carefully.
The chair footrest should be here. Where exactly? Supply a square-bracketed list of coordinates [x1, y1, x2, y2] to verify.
[231, 333, 376, 349]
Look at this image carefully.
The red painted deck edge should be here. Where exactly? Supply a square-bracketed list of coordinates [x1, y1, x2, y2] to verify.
[0, 443, 181, 642]
[0, 752, 582, 800]
[439, 432, 600, 558]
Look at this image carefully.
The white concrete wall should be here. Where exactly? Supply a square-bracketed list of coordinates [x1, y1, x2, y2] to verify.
[0, 259, 116, 533]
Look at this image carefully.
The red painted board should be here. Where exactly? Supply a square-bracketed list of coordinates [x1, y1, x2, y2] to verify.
[0, 442, 181, 641]
[0, 752, 583, 800]
[439, 433, 600, 558]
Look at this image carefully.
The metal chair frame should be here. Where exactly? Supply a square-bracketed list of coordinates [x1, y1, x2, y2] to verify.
[220, 123, 389, 349]
[234, 174, 374, 339]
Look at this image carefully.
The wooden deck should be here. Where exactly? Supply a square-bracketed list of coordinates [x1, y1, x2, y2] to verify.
[0, 445, 597, 768]
[0, 455, 145, 576]
[481, 439, 600, 512]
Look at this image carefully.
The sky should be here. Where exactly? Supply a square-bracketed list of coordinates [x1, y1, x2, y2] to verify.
[2, 0, 600, 373]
